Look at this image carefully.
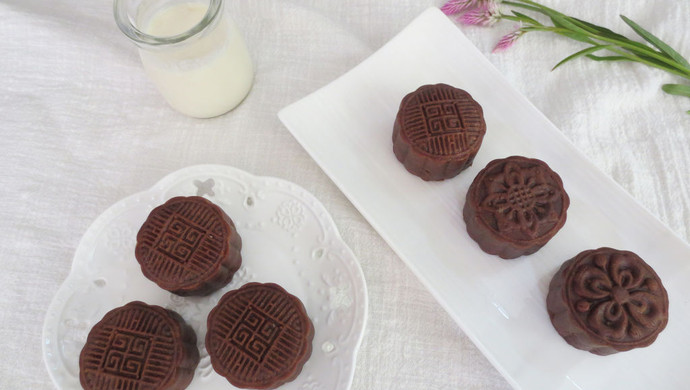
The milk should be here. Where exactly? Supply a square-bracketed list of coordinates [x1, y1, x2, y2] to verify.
[138, 3, 253, 118]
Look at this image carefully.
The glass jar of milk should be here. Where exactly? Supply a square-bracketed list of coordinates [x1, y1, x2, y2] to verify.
[114, 0, 253, 118]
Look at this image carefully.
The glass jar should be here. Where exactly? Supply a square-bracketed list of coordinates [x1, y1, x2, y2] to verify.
[114, 0, 254, 118]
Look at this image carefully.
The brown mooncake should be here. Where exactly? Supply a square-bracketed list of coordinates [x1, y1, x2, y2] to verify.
[546, 248, 669, 355]
[392, 83, 486, 181]
[206, 282, 314, 389]
[79, 301, 199, 390]
[135, 196, 242, 296]
[463, 156, 569, 259]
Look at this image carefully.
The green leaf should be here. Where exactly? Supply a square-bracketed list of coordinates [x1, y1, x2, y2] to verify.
[529, 4, 596, 40]
[620, 15, 690, 68]
[511, 11, 540, 26]
[567, 17, 675, 65]
[585, 54, 628, 62]
[553, 45, 613, 70]
[634, 52, 684, 71]
[554, 30, 596, 45]
[517, 0, 587, 33]
[662, 84, 690, 98]
[570, 18, 629, 41]
[548, 13, 590, 36]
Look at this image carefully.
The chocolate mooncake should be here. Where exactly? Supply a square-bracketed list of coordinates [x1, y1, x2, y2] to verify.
[547, 248, 669, 355]
[463, 156, 569, 259]
[392, 83, 486, 181]
[206, 283, 314, 389]
[79, 301, 199, 390]
[135, 196, 242, 296]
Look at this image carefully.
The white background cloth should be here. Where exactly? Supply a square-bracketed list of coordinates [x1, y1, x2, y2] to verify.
[1, 0, 688, 389]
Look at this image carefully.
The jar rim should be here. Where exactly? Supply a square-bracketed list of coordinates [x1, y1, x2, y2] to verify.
[113, 0, 222, 46]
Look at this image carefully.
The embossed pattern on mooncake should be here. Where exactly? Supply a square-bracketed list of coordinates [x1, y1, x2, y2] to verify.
[135, 196, 242, 296]
[392, 83, 486, 181]
[463, 156, 569, 259]
[547, 248, 669, 355]
[206, 283, 314, 389]
[79, 301, 199, 390]
[401, 86, 484, 156]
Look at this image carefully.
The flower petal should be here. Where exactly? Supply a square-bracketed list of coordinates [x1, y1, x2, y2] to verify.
[486, 173, 509, 194]
[441, 0, 478, 15]
[517, 209, 539, 238]
[571, 264, 612, 300]
[458, 1, 501, 27]
[493, 28, 524, 53]
[496, 208, 518, 233]
[626, 291, 665, 329]
[480, 192, 510, 213]
[609, 253, 644, 289]
[531, 183, 559, 203]
[588, 300, 628, 341]
[502, 162, 524, 186]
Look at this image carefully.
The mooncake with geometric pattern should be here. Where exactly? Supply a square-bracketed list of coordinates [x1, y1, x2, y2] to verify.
[135, 196, 242, 296]
[79, 301, 199, 390]
[392, 83, 486, 181]
[206, 283, 314, 389]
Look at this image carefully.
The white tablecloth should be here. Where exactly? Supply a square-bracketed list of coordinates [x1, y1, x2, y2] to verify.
[2, 0, 688, 389]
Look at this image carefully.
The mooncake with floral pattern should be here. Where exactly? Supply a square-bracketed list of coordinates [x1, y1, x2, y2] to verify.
[546, 248, 669, 355]
[463, 156, 569, 259]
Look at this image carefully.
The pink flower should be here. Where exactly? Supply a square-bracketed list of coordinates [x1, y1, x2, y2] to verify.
[493, 26, 525, 52]
[440, 0, 484, 15]
[458, 1, 502, 27]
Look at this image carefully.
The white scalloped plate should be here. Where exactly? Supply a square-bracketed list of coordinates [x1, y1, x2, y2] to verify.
[278, 7, 690, 390]
[42, 165, 368, 390]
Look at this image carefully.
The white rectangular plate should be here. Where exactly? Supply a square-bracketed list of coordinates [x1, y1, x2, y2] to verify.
[278, 7, 690, 390]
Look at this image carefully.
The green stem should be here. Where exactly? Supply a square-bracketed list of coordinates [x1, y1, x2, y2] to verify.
[593, 36, 690, 77]
[501, 15, 527, 23]
[606, 47, 690, 79]
[518, 26, 690, 79]
[502, 0, 690, 77]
